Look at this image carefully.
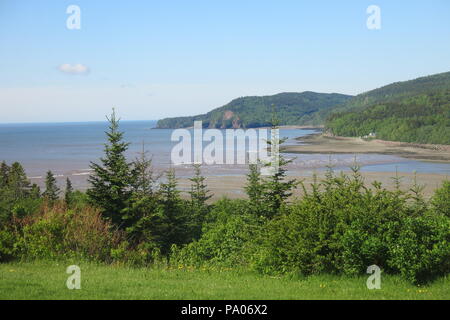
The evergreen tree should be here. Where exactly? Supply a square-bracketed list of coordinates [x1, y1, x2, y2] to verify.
[87, 109, 132, 226]
[158, 169, 189, 252]
[432, 181, 450, 217]
[122, 145, 161, 243]
[160, 169, 180, 208]
[7, 162, 31, 200]
[259, 108, 298, 218]
[130, 143, 158, 197]
[43, 170, 60, 203]
[64, 178, 74, 206]
[245, 162, 264, 214]
[188, 164, 212, 239]
[30, 184, 41, 199]
[0, 161, 9, 188]
[189, 164, 212, 208]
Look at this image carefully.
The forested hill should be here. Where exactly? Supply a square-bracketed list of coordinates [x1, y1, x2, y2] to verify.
[326, 72, 450, 145]
[156, 92, 353, 129]
[326, 71, 450, 115]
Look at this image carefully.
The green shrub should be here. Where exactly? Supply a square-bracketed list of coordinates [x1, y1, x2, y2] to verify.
[0, 229, 15, 262]
[251, 170, 415, 277]
[13, 206, 124, 262]
[17, 216, 66, 259]
[432, 181, 450, 217]
[388, 214, 450, 284]
[171, 199, 263, 267]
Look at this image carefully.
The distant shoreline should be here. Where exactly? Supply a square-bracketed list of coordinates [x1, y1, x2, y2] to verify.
[282, 133, 450, 162]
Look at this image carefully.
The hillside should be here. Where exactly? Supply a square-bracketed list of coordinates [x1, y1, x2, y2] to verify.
[327, 71, 450, 115]
[156, 92, 353, 129]
[326, 91, 450, 145]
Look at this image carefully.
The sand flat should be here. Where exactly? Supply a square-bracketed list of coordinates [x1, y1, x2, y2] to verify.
[282, 134, 450, 162]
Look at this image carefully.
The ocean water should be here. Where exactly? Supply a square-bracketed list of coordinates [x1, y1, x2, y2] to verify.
[0, 121, 448, 189]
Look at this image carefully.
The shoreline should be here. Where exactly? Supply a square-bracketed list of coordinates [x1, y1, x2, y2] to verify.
[282, 133, 450, 162]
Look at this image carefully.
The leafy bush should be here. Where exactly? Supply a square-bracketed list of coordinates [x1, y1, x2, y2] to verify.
[170, 199, 263, 267]
[432, 181, 450, 217]
[250, 169, 449, 282]
[0, 229, 15, 262]
[388, 214, 450, 284]
[14, 205, 124, 262]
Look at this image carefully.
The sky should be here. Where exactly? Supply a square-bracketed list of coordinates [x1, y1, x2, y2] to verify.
[0, 0, 449, 123]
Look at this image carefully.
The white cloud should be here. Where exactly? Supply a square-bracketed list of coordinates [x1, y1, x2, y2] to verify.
[58, 64, 90, 75]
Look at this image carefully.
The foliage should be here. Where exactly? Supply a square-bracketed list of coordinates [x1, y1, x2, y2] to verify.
[64, 178, 74, 207]
[244, 124, 298, 218]
[0, 229, 15, 262]
[87, 109, 133, 226]
[43, 170, 60, 203]
[188, 164, 212, 240]
[3, 204, 124, 262]
[250, 169, 450, 284]
[325, 71, 450, 117]
[432, 180, 450, 217]
[387, 214, 450, 284]
[170, 199, 263, 268]
[157, 169, 191, 253]
[326, 82, 450, 144]
[245, 163, 265, 214]
[0, 161, 41, 224]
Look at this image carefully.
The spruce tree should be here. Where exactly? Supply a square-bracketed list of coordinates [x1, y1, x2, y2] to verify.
[30, 184, 41, 199]
[158, 169, 189, 252]
[189, 164, 212, 208]
[0, 161, 9, 188]
[259, 107, 298, 218]
[43, 170, 60, 203]
[245, 162, 264, 213]
[188, 164, 212, 239]
[130, 143, 158, 197]
[7, 162, 31, 200]
[87, 109, 132, 226]
[122, 145, 161, 242]
[65, 178, 74, 206]
[160, 168, 181, 215]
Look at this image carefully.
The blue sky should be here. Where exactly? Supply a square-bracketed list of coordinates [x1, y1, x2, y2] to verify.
[0, 0, 449, 122]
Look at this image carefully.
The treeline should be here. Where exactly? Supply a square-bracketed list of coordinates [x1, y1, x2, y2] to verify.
[326, 91, 450, 144]
[1, 112, 450, 284]
[325, 71, 450, 116]
[156, 92, 353, 129]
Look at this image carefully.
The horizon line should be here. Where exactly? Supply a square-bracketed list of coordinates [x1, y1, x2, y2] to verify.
[0, 119, 159, 125]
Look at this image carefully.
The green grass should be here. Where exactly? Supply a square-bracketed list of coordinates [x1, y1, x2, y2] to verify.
[0, 261, 449, 300]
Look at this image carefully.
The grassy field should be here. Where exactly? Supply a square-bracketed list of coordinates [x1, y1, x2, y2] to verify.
[0, 261, 449, 300]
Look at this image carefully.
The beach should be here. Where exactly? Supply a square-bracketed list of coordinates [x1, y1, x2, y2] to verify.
[282, 134, 450, 162]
